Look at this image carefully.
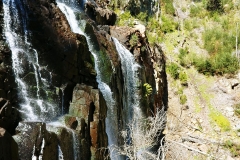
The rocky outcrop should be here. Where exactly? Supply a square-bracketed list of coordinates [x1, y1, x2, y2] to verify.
[94, 0, 159, 16]
[0, 99, 19, 135]
[0, 127, 19, 160]
[85, 1, 117, 25]
[110, 25, 167, 115]
[69, 84, 108, 160]
[14, 122, 59, 160]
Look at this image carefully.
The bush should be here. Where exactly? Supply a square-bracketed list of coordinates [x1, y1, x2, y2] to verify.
[204, 28, 235, 55]
[209, 109, 231, 131]
[180, 94, 187, 105]
[179, 71, 188, 85]
[143, 83, 153, 97]
[162, 0, 175, 15]
[190, 5, 202, 17]
[136, 12, 147, 22]
[129, 33, 139, 47]
[212, 52, 239, 75]
[161, 15, 178, 33]
[193, 52, 239, 75]
[206, 0, 223, 12]
[117, 11, 134, 27]
[167, 63, 180, 79]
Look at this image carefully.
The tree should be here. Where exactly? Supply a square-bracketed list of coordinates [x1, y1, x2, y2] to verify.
[110, 109, 166, 160]
[206, 0, 223, 12]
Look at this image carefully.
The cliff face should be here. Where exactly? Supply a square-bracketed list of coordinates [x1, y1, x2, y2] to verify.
[0, 0, 167, 159]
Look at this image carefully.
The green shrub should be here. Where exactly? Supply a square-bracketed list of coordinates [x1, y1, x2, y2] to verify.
[203, 28, 235, 55]
[166, 63, 180, 79]
[234, 103, 240, 117]
[179, 48, 188, 60]
[193, 57, 214, 75]
[190, 5, 202, 17]
[206, 0, 223, 12]
[212, 52, 239, 75]
[129, 34, 139, 47]
[136, 12, 147, 22]
[209, 109, 231, 131]
[143, 83, 153, 97]
[161, 15, 178, 33]
[162, 0, 175, 15]
[117, 11, 135, 27]
[179, 71, 188, 85]
[193, 53, 239, 75]
[180, 94, 187, 105]
[184, 18, 200, 31]
[224, 140, 240, 157]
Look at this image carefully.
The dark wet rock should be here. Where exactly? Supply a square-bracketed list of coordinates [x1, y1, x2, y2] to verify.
[0, 127, 19, 160]
[0, 99, 19, 134]
[14, 122, 58, 160]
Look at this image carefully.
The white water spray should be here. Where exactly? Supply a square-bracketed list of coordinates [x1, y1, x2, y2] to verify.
[112, 37, 142, 122]
[3, 0, 58, 121]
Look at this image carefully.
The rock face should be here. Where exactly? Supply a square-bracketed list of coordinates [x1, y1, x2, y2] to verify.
[14, 122, 58, 160]
[0, 127, 19, 160]
[69, 84, 108, 160]
[110, 25, 167, 114]
[85, 1, 117, 25]
[0, 0, 167, 159]
[24, 0, 97, 113]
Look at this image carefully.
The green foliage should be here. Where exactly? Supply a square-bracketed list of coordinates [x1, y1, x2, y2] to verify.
[180, 94, 187, 105]
[162, 0, 175, 15]
[184, 18, 200, 31]
[179, 48, 189, 60]
[190, 5, 202, 17]
[234, 103, 240, 117]
[117, 11, 134, 27]
[203, 28, 233, 55]
[179, 71, 188, 85]
[193, 52, 239, 75]
[161, 15, 178, 33]
[143, 83, 153, 97]
[209, 109, 231, 131]
[129, 34, 139, 47]
[136, 12, 147, 22]
[206, 0, 223, 12]
[166, 63, 180, 79]
[224, 140, 240, 157]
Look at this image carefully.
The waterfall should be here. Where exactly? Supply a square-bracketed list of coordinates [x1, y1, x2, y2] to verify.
[70, 130, 80, 160]
[112, 38, 142, 123]
[3, 0, 59, 122]
[57, 2, 118, 159]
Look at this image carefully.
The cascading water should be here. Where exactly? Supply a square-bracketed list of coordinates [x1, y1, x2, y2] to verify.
[57, 2, 118, 159]
[112, 38, 142, 123]
[3, 0, 58, 122]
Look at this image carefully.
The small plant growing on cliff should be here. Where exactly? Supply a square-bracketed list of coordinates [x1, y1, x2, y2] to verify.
[143, 83, 153, 97]
[129, 33, 139, 47]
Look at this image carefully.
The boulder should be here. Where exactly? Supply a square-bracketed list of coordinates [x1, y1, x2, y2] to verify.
[0, 127, 19, 160]
[0, 99, 19, 134]
[85, 1, 117, 25]
[14, 122, 58, 160]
